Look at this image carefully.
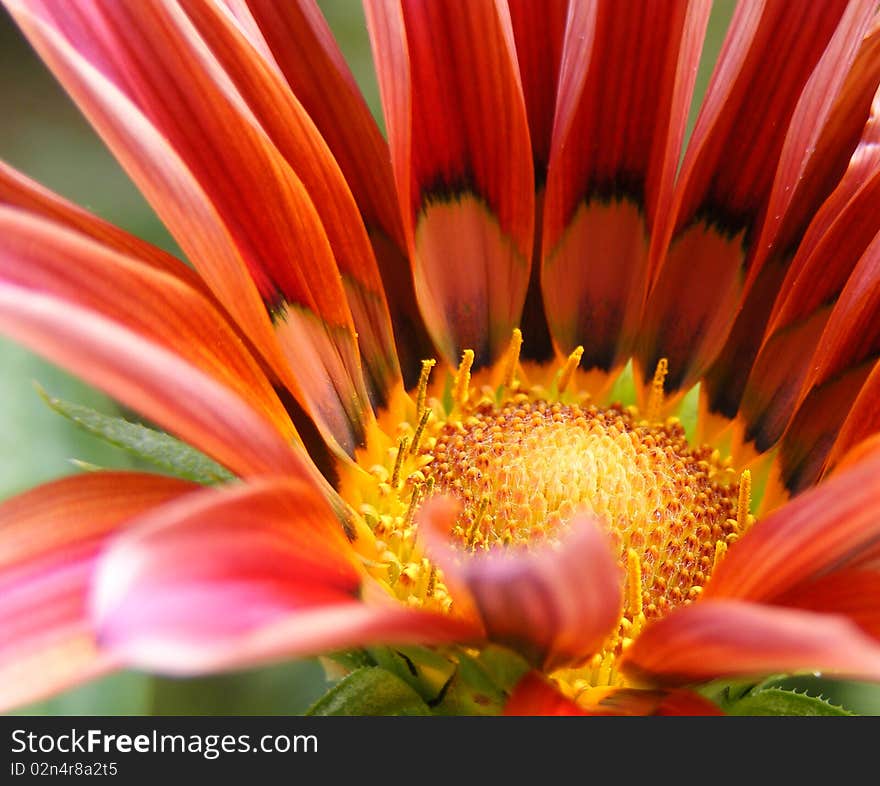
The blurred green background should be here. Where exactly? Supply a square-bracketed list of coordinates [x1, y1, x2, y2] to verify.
[1, 0, 878, 715]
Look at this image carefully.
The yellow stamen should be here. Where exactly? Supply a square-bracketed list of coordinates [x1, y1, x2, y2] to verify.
[737, 469, 753, 532]
[416, 358, 436, 417]
[713, 539, 728, 574]
[409, 408, 432, 456]
[391, 436, 409, 489]
[452, 349, 475, 408]
[646, 357, 669, 422]
[626, 548, 643, 619]
[502, 328, 523, 389]
[557, 346, 584, 394]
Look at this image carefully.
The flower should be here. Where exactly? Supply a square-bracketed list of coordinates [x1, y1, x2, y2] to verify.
[1, 0, 880, 716]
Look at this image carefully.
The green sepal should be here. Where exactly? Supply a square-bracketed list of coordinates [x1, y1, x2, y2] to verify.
[305, 667, 432, 716]
[38, 385, 234, 485]
[724, 688, 854, 716]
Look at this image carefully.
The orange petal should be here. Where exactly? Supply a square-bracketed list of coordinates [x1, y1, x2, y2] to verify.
[0, 472, 196, 711]
[542, 0, 709, 371]
[179, 0, 402, 408]
[365, 0, 534, 366]
[622, 600, 880, 687]
[7, 0, 373, 453]
[419, 497, 623, 671]
[93, 479, 474, 674]
[243, 0, 433, 378]
[639, 0, 852, 395]
[504, 672, 587, 716]
[776, 569, 880, 640]
[0, 161, 211, 300]
[0, 206, 297, 443]
[827, 358, 880, 468]
[0, 283, 307, 479]
[706, 440, 880, 602]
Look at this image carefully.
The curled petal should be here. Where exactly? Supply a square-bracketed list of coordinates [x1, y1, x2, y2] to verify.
[706, 440, 880, 602]
[0, 472, 196, 711]
[622, 600, 880, 687]
[420, 497, 623, 671]
[94, 479, 474, 674]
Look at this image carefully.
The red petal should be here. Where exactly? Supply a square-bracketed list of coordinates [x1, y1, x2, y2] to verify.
[827, 359, 880, 468]
[93, 479, 474, 674]
[622, 600, 880, 686]
[504, 672, 586, 716]
[419, 497, 623, 671]
[0, 283, 308, 479]
[776, 570, 880, 640]
[7, 0, 373, 453]
[0, 207, 297, 443]
[365, 0, 534, 366]
[639, 0, 852, 395]
[706, 439, 880, 602]
[0, 161, 211, 300]
[179, 0, 402, 408]
[542, 0, 709, 371]
[0, 472, 195, 710]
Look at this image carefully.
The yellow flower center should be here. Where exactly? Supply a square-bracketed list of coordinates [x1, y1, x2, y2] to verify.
[341, 335, 753, 693]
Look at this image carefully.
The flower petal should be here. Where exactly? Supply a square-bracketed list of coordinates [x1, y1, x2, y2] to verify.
[0, 283, 307, 479]
[706, 439, 880, 602]
[0, 472, 196, 711]
[366, 0, 534, 366]
[6, 0, 373, 453]
[94, 479, 475, 674]
[419, 497, 623, 671]
[622, 600, 880, 687]
[638, 0, 852, 396]
[701, 14, 880, 427]
[0, 206, 297, 442]
[776, 570, 880, 640]
[542, 0, 710, 374]
[242, 0, 433, 377]
[504, 672, 586, 716]
[179, 0, 402, 409]
[0, 161, 210, 299]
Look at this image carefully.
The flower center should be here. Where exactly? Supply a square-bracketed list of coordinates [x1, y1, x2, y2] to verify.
[342, 337, 753, 690]
[422, 397, 741, 620]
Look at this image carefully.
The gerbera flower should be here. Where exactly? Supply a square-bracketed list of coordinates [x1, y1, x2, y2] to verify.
[2, 0, 880, 716]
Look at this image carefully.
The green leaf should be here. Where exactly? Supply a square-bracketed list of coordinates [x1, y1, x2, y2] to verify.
[306, 667, 432, 716]
[724, 688, 854, 716]
[38, 385, 235, 485]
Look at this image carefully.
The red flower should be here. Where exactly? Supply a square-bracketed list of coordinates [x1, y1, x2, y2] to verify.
[1, 0, 880, 715]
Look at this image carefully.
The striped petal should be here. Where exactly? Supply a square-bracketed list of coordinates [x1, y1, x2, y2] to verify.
[93, 479, 476, 674]
[508, 0, 568, 360]
[638, 0, 852, 396]
[775, 570, 880, 640]
[178, 0, 402, 409]
[0, 284, 307, 479]
[733, 96, 880, 458]
[420, 497, 623, 671]
[243, 0, 432, 378]
[366, 0, 534, 367]
[0, 206, 296, 442]
[542, 0, 709, 375]
[827, 359, 880, 468]
[0, 472, 196, 710]
[701, 13, 880, 425]
[705, 440, 880, 603]
[0, 161, 211, 300]
[6, 0, 373, 453]
[622, 600, 880, 687]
